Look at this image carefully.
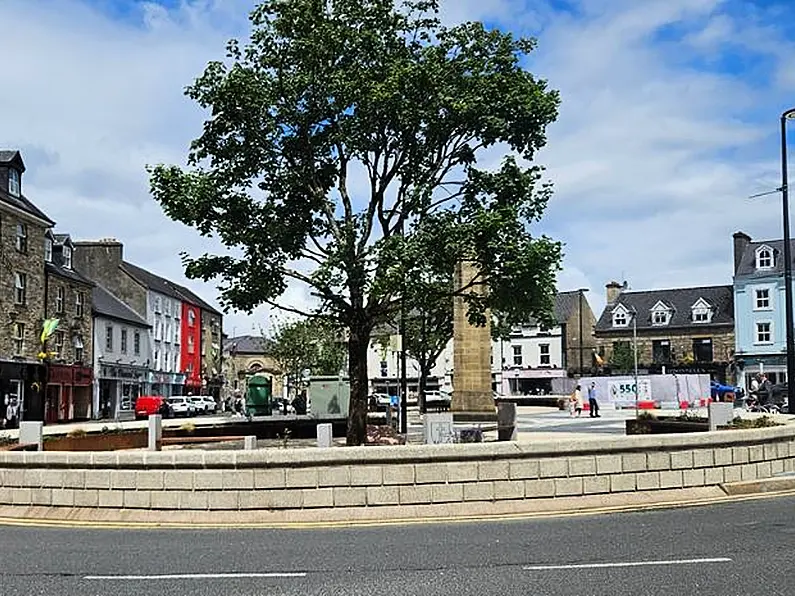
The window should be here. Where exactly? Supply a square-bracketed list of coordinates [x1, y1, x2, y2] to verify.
[756, 247, 773, 269]
[154, 296, 162, 313]
[188, 335, 195, 354]
[12, 323, 24, 354]
[174, 325, 180, 345]
[13, 272, 26, 305]
[8, 169, 20, 197]
[121, 328, 128, 354]
[75, 291, 84, 317]
[693, 338, 713, 363]
[164, 323, 171, 344]
[73, 336, 84, 362]
[692, 309, 709, 322]
[134, 331, 141, 356]
[54, 332, 65, 357]
[652, 310, 669, 326]
[188, 309, 196, 326]
[512, 345, 522, 366]
[756, 322, 772, 344]
[154, 320, 162, 341]
[154, 350, 160, 370]
[62, 246, 72, 269]
[612, 308, 628, 327]
[105, 325, 114, 352]
[44, 238, 53, 263]
[652, 340, 671, 364]
[755, 288, 771, 310]
[164, 299, 171, 316]
[539, 343, 550, 366]
[55, 287, 64, 313]
[15, 223, 26, 253]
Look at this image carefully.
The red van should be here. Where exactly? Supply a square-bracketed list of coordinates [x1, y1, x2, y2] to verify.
[135, 395, 165, 419]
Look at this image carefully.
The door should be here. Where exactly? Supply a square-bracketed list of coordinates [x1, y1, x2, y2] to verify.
[45, 385, 60, 424]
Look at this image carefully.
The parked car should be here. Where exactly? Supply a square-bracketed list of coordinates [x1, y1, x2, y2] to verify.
[168, 396, 193, 417]
[200, 396, 218, 413]
[188, 396, 208, 414]
[135, 395, 166, 420]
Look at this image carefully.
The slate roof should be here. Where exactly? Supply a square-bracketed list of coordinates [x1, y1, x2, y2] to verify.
[121, 260, 220, 315]
[0, 150, 55, 225]
[595, 284, 734, 332]
[553, 291, 582, 324]
[224, 335, 273, 355]
[46, 233, 93, 286]
[92, 285, 150, 327]
[735, 238, 794, 280]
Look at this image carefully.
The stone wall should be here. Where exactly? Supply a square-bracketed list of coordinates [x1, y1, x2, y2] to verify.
[0, 425, 793, 511]
[0, 211, 47, 359]
[595, 327, 735, 366]
[73, 241, 147, 318]
[44, 273, 93, 363]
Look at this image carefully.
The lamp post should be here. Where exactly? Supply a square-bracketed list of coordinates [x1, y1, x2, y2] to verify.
[578, 288, 588, 374]
[629, 306, 639, 415]
[782, 108, 795, 415]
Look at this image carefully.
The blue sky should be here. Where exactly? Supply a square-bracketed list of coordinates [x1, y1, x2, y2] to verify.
[1, 0, 794, 334]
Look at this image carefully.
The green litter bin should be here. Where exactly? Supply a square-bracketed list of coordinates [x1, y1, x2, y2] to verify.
[245, 375, 273, 416]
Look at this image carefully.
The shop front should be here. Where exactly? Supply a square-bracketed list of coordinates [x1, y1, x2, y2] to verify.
[95, 363, 148, 419]
[45, 364, 94, 423]
[148, 371, 187, 398]
[499, 367, 566, 396]
[0, 359, 45, 426]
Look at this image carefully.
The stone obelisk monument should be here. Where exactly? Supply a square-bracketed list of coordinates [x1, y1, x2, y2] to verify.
[451, 260, 496, 420]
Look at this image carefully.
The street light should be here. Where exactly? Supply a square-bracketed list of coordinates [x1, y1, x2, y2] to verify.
[781, 108, 795, 415]
[629, 306, 639, 415]
[578, 288, 589, 374]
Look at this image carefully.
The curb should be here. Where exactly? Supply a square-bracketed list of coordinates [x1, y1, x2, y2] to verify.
[0, 484, 794, 530]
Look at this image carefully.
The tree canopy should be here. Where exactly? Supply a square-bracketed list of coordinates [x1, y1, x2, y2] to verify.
[149, 0, 562, 444]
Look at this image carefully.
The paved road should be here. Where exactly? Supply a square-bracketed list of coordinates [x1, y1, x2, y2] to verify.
[2, 495, 793, 595]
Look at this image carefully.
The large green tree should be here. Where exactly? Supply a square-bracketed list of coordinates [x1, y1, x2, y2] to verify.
[149, 0, 562, 445]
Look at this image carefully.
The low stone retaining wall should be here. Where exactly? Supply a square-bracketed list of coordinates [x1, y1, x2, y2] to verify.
[0, 426, 793, 512]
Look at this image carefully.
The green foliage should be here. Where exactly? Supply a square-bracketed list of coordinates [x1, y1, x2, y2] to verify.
[610, 342, 635, 371]
[726, 416, 782, 429]
[148, 0, 561, 444]
[271, 318, 347, 392]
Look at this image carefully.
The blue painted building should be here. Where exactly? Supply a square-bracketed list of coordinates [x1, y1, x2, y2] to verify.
[733, 231, 791, 389]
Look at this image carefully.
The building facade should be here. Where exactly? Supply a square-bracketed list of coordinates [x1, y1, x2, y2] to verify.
[594, 281, 735, 382]
[0, 150, 55, 423]
[92, 285, 151, 418]
[732, 231, 795, 389]
[180, 301, 203, 393]
[43, 233, 94, 422]
[222, 335, 282, 399]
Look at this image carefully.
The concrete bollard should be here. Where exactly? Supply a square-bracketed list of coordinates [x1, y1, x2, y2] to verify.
[708, 402, 734, 431]
[316, 423, 333, 448]
[243, 435, 257, 450]
[19, 421, 43, 451]
[148, 414, 162, 451]
[424, 412, 454, 444]
[497, 402, 517, 441]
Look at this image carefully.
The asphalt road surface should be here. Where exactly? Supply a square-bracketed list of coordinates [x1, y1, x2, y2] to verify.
[2, 495, 793, 596]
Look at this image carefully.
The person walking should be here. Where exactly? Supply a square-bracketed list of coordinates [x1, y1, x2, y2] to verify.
[588, 382, 600, 418]
[571, 384, 584, 417]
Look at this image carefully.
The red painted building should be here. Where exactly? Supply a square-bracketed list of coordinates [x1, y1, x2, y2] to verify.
[180, 302, 203, 392]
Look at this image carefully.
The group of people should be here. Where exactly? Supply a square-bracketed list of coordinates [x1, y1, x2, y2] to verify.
[568, 383, 600, 418]
[748, 374, 774, 405]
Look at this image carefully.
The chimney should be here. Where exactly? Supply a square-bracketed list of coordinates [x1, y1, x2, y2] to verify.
[733, 231, 751, 274]
[72, 238, 124, 279]
[606, 281, 623, 305]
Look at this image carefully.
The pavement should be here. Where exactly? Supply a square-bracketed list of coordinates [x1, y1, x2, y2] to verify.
[1, 493, 793, 595]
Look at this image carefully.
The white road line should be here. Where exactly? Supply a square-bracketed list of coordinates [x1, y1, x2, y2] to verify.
[84, 572, 307, 580]
[523, 557, 731, 571]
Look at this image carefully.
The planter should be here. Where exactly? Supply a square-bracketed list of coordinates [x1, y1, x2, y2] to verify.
[43, 431, 148, 451]
[626, 417, 709, 435]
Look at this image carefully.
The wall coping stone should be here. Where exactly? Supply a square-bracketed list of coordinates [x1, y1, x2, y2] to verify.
[2, 424, 793, 470]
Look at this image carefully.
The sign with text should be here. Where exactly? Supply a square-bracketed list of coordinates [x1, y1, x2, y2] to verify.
[608, 378, 652, 405]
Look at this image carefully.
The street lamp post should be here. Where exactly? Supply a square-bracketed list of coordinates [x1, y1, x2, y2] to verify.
[781, 108, 795, 415]
[630, 306, 639, 415]
[578, 288, 588, 374]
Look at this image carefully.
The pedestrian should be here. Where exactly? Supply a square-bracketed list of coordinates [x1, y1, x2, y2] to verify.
[588, 382, 600, 418]
[569, 385, 583, 417]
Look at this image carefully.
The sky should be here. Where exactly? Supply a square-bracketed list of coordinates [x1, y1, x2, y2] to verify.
[1, 0, 794, 336]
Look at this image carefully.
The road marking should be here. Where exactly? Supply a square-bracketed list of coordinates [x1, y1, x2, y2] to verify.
[84, 572, 307, 580]
[523, 557, 732, 571]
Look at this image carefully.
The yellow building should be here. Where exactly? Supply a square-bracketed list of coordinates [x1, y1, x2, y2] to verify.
[222, 335, 283, 398]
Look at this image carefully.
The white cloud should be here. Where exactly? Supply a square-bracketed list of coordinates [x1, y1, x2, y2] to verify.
[0, 0, 792, 337]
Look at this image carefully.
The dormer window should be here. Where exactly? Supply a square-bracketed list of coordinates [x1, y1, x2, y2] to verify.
[650, 301, 671, 326]
[63, 246, 72, 269]
[691, 298, 713, 323]
[7, 169, 20, 197]
[612, 305, 629, 328]
[756, 246, 774, 269]
[44, 238, 53, 263]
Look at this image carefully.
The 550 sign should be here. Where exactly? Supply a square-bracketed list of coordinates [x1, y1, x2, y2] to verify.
[608, 379, 652, 404]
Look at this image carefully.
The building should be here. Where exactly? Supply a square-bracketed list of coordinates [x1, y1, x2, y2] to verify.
[494, 289, 597, 395]
[594, 281, 735, 381]
[367, 290, 597, 397]
[731, 231, 795, 389]
[179, 301, 203, 393]
[92, 284, 151, 419]
[222, 335, 282, 398]
[0, 150, 55, 422]
[43, 232, 94, 422]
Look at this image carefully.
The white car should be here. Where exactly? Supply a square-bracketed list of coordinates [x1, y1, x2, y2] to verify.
[200, 396, 217, 413]
[168, 396, 192, 417]
[187, 396, 207, 414]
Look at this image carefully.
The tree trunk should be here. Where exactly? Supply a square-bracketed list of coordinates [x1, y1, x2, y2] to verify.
[418, 362, 429, 414]
[346, 317, 372, 445]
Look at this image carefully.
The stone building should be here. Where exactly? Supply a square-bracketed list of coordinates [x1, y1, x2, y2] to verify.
[43, 232, 94, 422]
[222, 335, 282, 399]
[593, 281, 735, 382]
[0, 150, 55, 422]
